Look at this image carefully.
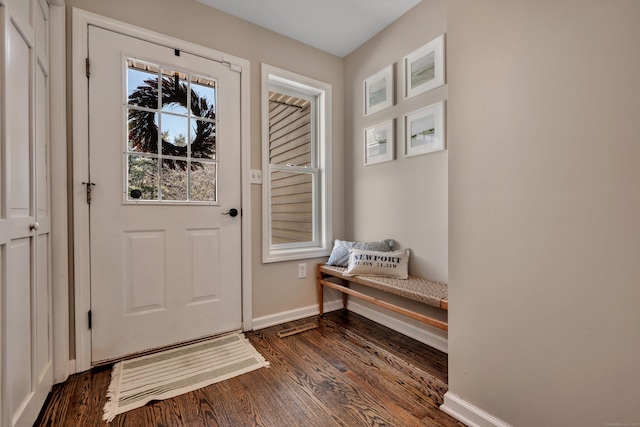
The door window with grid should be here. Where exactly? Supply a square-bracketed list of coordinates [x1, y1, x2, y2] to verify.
[126, 59, 218, 202]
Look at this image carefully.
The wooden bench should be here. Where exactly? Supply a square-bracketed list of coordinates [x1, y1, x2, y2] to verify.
[317, 264, 448, 331]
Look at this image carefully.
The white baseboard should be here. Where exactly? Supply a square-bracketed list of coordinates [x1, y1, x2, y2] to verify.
[69, 359, 77, 376]
[441, 392, 513, 427]
[251, 300, 343, 330]
[346, 300, 448, 354]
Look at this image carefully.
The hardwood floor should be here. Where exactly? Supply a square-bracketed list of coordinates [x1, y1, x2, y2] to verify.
[35, 311, 462, 427]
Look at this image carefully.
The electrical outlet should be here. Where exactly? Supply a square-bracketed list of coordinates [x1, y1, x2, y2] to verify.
[298, 263, 307, 279]
[250, 169, 262, 184]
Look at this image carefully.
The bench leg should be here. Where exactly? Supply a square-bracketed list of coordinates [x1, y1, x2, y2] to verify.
[341, 278, 349, 310]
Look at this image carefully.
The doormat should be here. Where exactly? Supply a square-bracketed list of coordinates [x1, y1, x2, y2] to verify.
[103, 332, 269, 422]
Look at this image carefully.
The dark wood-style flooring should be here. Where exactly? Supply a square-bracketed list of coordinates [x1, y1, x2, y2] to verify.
[35, 310, 462, 427]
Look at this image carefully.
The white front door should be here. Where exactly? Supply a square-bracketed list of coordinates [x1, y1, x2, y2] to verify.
[88, 26, 242, 363]
[1, 1, 53, 426]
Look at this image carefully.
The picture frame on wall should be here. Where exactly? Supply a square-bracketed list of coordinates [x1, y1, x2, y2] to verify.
[364, 65, 394, 116]
[404, 34, 445, 98]
[364, 120, 395, 165]
[404, 102, 445, 157]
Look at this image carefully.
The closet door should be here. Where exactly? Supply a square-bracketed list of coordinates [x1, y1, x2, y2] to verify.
[0, 1, 53, 426]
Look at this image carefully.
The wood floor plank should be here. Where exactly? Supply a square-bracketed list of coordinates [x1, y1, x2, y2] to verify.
[238, 354, 339, 427]
[181, 386, 224, 426]
[318, 316, 463, 427]
[250, 328, 381, 426]
[35, 311, 460, 427]
[301, 328, 433, 419]
[253, 321, 433, 427]
[321, 318, 449, 405]
[35, 375, 78, 426]
[304, 317, 462, 427]
[326, 310, 449, 381]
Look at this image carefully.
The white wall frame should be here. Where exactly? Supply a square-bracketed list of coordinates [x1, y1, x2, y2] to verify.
[71, 8, 252, 373]
[49, 0, 70, 384]
[404, 34, 445, 99]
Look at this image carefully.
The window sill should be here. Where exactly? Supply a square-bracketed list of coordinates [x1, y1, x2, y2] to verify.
[262, 247, 331, 264]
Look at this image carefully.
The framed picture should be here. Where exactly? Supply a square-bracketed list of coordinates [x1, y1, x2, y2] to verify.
[364, 120, 394, 165]
[404, 34, 445, 98]
[404, 102, 445, 157]
[364, 65, 394, 116]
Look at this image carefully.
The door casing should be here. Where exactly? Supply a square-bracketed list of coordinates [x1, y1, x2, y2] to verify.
[71, 8, 253, 373]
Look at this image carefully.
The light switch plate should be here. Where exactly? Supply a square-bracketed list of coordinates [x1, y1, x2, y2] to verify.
[250, 169, 262, 184]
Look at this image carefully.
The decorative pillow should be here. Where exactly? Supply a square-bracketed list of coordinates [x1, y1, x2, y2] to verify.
[326, 239, 394, 267]
[344, 248, 410, 279]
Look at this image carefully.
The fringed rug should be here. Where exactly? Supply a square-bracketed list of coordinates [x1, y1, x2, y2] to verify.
[103, 332, 269, 422]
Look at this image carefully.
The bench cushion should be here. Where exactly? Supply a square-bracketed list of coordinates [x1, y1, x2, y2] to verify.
[320, 264, 448, 309]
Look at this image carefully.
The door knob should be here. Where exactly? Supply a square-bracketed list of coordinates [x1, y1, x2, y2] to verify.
[30, 222, 39, 231]
[222, 208, 239, 217]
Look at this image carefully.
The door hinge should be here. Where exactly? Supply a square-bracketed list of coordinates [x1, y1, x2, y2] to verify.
[85, 57, 91, 78]
[82, 181, 96, 204]
[88, 310, 92, 330]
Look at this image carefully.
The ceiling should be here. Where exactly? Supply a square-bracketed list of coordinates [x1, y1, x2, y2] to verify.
[196, 0, 422, 58]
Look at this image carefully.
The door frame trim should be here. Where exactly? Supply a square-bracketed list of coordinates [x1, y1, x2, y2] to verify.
[71, 8, 253, 373]
[50, 2, 70, 384]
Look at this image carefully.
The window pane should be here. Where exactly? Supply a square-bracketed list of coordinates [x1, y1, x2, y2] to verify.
[161, 71, 189, 115]
[160, 113, 188, 157]
[270, 170, 313, 244]
[191, 161, 217, 202]
[191, 77, 216, 119]
[127, 61, 158, 107]
[127, 155, 158, 201]
[161, 162, 188, 201]
[268, 91, 312, 167]
[128, 108, 158, 153]
[191, 119, 216, 160]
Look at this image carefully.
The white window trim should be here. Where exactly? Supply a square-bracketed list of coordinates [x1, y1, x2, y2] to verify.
[261, 64, 332, 263]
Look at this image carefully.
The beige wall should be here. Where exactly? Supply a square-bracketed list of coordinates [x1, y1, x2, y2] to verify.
[342, 0, 448, 345]
[344, 0, 448, 284]
[448, 1, 640, 425]
[66, 0, 345, 322]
